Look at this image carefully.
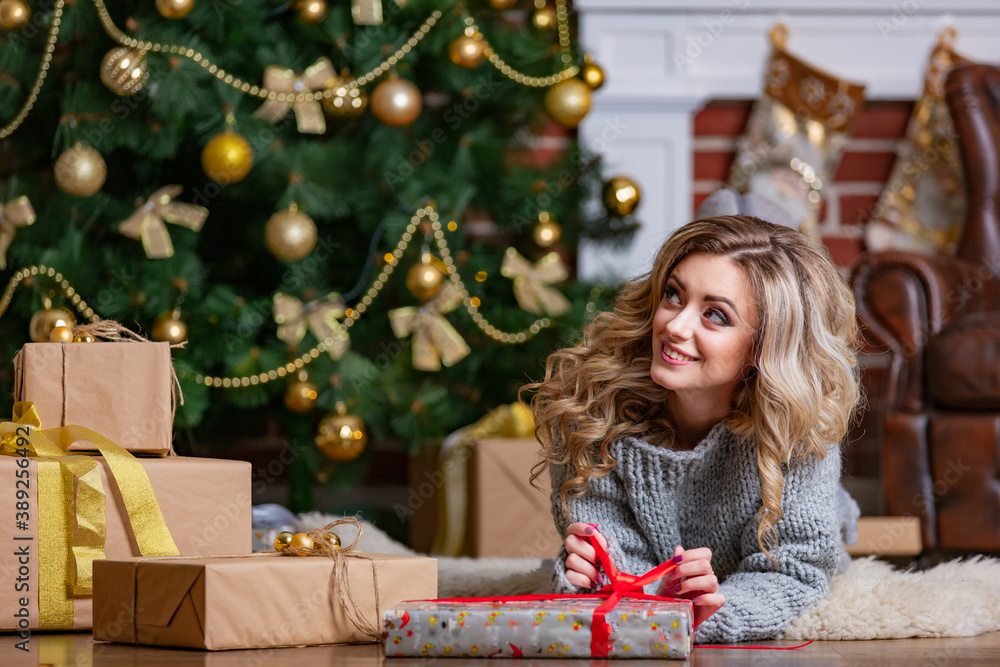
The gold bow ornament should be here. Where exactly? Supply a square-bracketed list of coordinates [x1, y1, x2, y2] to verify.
[273, 291, 350, 359]
[0, 196, 36, 270]
[0, 402, 179, 629]
[118, 185, 208, 259]
[351, 0, 406, 25]
[388, 282, 470, 371]
[254, 58, 337, 134]
[500, 248, 571, 317]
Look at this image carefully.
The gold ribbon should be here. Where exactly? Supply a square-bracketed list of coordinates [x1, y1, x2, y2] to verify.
[389, 282, 470, 371]
[0, 402, 180, 629]
[273, 291, 350, 359]
[500, 248, 571, 317]
[255, 58, 337, 133]
[0, 195, 36, 270]
[118, 185, 208, 259]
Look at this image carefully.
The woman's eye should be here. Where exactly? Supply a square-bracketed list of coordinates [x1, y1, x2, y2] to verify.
[664, 287, 681, 304]
[706, 309, 731, 326]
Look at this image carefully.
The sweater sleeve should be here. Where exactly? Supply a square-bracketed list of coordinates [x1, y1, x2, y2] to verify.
[548, 455, 659, 595]
[693, 444, 843, 644]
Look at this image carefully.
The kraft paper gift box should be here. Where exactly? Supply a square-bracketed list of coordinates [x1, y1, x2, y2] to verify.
[14, 341, 175, 454]
[92, 552, 438, 650]
[0, 455, 251, 631]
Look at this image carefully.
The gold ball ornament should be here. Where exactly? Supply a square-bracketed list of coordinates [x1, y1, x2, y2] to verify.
[532, 6, 557, 30]
[602, 176, 642, 216]
[29, 307, 76, 343]
[0, 0, 30, 30]
[155, 0, 194, 19]
[73, 332, 96, 343]
[532, 212, 562, 248]
[284, 378, 318, 414]
[370, 77, 422, 127]
[406, 254, 445, 301]
[49, 325, 74, 343]
[274, 531, 294, 551]
[288, 532, 315, 553]
[544, 78, 591, 128]
[152, 309, 188, 344]
[315, 404, 367, 462]
[264, 204, 317, 262]
[582, 56, 605, 91]
[296, 0, 327, 24]
[322, 532, 341, 549]
[488, 0, 518, 8]
[100, 47, 149, 96]
[448, 32, 486, 69]
[201, 131, 253, 184]
[322, 76, 367, 118]
[54, 143, 107, 198]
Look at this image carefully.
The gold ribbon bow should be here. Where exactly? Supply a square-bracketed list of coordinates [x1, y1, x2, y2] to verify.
[0, 402, 179, 629]
[389, 282, 470, 371]
[273, 291, 350, 359]
[0, 195, 36, 270]
[254, 58, 337, 134]
[500, 248, 571, 317]
[351, 0, 406, 25]
[118, 185, 208, 259]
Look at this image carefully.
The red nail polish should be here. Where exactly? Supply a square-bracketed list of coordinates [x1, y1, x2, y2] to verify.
[672, 554, 683, 563]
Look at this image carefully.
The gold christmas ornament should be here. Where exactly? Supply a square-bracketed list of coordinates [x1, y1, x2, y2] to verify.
[273, 291, 349, 359]
[501, 248, 570, 317]
[532, 6, 556, 30]
[544, 78, 591, 128]
[119, 185, 208, 259]
[284, 374, 318, 414]
[0, 0, 30, 30]
[274, 531, 294, 551]
[264, 203, 318, 262]
[100, 47, 149, 96]
[49, 325, 74, 343]
[489, 0, 518, 8]
[254, 58, 336, 134]
[201, 131, 253, 184]
[29, 307, 75, 343]
[152, 309, 188, 344]
[54, 143, 107, 198]
[73, 332, 96, 343]
[296, 0, 328, 24]
[370, 77, 422, 127]
[405, 253, 445, 301]
[155, 0, 194, 19]
[602, 176, 641, 216]
[322, 532, 342, 549]
[288, 532, 315, 553]
[389, 282, 470, 371]
[448, 30, 486, 69]
[0, 195, 35, 270]
[532, 210, 561, 248]
[322, 72, 368, 118]
[315, 402, 368, 462]
[582, 55, 605, 90]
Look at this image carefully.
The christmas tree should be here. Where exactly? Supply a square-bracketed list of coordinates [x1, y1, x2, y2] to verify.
[0, 0, 637, 511]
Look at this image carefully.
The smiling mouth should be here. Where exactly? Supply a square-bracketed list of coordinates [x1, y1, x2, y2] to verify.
[662, 343, 698, 362]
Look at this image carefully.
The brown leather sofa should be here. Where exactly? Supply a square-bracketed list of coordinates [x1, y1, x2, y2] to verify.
[850, 63, 1000, 553]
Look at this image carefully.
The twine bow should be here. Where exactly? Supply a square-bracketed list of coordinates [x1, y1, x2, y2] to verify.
[273, 291, 349, 359]
[0, 195, 36, 269]
[500, 249, 570, 317]
[388, 282, 470, 371]
[254, 58, 337, 134]
[118, 185, 208, 259]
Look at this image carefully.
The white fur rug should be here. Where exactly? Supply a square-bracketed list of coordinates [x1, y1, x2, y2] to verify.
[299, 513, 1000, 640]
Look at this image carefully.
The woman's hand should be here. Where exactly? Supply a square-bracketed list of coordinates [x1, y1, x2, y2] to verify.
[563, 523, 608, 589]
[658, 545, 725, 627]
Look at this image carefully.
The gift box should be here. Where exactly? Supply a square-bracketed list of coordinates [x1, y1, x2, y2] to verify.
[383, 597, 693, 659]
[14, 341, 175, 454]
[93, 552, 438, 650]
[0, 453, 251, 631]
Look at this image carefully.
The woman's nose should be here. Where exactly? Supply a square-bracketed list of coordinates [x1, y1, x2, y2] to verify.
[665, 307, 696, 339]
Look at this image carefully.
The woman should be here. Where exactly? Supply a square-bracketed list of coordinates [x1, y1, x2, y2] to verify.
[524, 215, 862, 644]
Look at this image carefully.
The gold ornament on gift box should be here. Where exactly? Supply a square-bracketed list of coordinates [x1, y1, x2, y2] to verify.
[73, 332, 96, 343]
[296, 0, 328, 24]
[501, 248, 570, 317]
[29, 305, 76, 343]
[54, 143, 107, 198]
[0, 196, 35, 270]
[0, 0, 30, 30]
[49, 325, 73, 343]
[100, 47, 149, 96]
[581, 54, 605, 90]
[371, 76, 422, 127]
[273, 291, 350, 359]
[544, 78, 591, 128]
[201, 130, 253, 184]
[274, 531, 294, 551]
[323, 70, 368, 118]
[254, 58, 336, 134]
[316, 402, 368, 462]
[119, 185, 208, 259]
[531, 210, 561, 248]
[156, 0, 194, 19]
[284, 370, 318, 414]
[603, 176, 641, 216]
[389, 282, 470, 371]
[405, 253, 445, 301]
[449, 29, 486, 69]
[264, 203, 317, 262]
[152, 309, 188, 344]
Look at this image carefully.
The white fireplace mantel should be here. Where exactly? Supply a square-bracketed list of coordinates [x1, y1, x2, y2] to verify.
[576, 0, 1000, 280]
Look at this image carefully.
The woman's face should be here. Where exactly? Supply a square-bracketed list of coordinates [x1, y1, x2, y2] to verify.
[650, 252, 759, 404]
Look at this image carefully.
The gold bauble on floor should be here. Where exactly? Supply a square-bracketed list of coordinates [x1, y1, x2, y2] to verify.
[544, 78, 591, 128]
[0, 0, 31, 30]
[315, 404, 367, 462]
[370, 77, 422, 127]
[296, 0, 327, 24]
[448, 32, 486, 69]
[152, 310, 188, 344]
[284, 378, 318, 414]
[54, 143, 107, 198]
[29, 307, 76, 343]
[100, 47, 149, 96]
[155, 0, 194, 19]
[264, 204, 317, 262]
[602, 175, 642, 216]
[201, 131, 253, 184]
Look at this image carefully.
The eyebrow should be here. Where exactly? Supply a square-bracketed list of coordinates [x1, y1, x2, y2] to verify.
[668, 276, 741, 316]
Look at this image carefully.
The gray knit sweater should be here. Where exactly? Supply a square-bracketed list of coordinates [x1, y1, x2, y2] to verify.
[549, 418, 856, 644]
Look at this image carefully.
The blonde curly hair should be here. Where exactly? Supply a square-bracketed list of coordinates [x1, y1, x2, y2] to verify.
[523, 215, 863, 565]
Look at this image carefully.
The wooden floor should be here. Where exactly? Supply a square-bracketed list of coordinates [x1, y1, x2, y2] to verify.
[2, 631, 999, 666]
